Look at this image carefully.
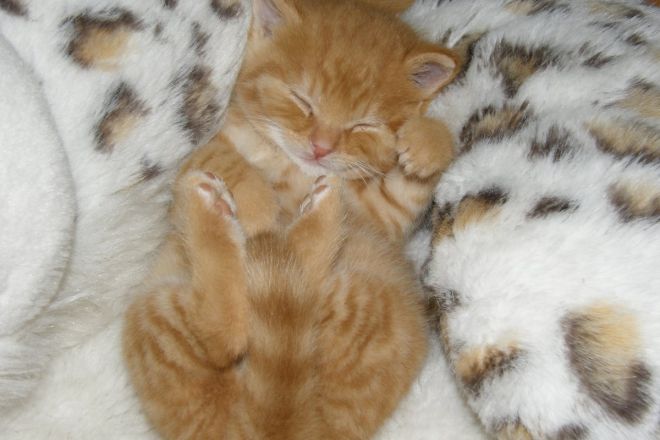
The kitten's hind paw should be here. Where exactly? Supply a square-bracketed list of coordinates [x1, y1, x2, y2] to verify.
[178, 171, 245, 246]
[192, 171, 237, 218]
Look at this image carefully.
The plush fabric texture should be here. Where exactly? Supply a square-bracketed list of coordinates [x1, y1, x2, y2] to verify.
[2, 0, 658, 438]
[0, 0, 249, 436]
[407, 0, 660, 438]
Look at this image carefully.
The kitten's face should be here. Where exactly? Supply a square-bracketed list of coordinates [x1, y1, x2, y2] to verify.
[236, 0, 459, 178]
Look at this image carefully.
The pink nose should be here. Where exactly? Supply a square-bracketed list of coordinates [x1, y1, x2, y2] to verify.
[312, 143, 332, 160]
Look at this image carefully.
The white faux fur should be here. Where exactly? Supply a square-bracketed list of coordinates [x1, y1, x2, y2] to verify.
[0, 32, 75, 406]
[407, 0, 660, 438]
[2, 0, 658, 438]
[0, 0, 249, 434]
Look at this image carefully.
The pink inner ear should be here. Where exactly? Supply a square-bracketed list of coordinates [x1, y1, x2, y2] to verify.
[411, 55, 456, 92]
[255, 0, 284, 36]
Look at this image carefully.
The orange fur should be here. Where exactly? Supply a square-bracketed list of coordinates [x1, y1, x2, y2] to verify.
[124, 0, 459, 438]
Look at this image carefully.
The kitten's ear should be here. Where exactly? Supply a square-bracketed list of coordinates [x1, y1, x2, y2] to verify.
[407, 50, 460, 97]
[252, 0, 300, 38]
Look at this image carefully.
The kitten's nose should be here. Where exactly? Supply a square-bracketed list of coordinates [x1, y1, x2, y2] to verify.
[310, 126, 339, 160]
[312, 143, 332, 159]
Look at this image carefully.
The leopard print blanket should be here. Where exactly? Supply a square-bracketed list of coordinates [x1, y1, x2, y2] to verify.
[405, 0, 660, 438]
[0, 0, 248, 436]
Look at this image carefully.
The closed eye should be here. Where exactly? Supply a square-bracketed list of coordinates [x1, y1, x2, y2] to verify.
[290, 90, 313, 117]
[350, 121, 382, 132]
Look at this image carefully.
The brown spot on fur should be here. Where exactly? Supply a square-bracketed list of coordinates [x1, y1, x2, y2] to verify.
[453, 187, 508, 230]
[210, 0, 242, 20]
[609, 182, 660, 222]
[192, 22, 210, 56]
[163, 0, 177, 8]
[529, 126, 575, 161]
[456, 344, 522, 395]
[451, 32, 486, 81]
[66, 9, 141, 70]
[528, 196, 577, 218]
[494, 420, 533, 440]
[96, 83, 148, 153]
[555, 424, 588, 440]
[588, 120, 660, 164]
[431, 202, 455, 245]
[616, 80, 660, 120]
[0, 0, 26, 16]
[426, 292, 461, 352]
[589, 1, 645, 19]
[563, 304, 653, 423]
[460, 102, 532, 152]
[180, 65, 221, 145]
[505, 0, 569, 15]
[492, 41, 561, 97]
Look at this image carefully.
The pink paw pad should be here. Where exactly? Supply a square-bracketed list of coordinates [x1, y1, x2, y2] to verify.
[300, 176, 331, 214]
[193, 172, 236, 217]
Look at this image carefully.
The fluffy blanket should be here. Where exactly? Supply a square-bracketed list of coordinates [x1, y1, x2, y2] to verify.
[1, 0, 658, 439]
[0, 0, 249, 436]
[407, 0, 660, 438]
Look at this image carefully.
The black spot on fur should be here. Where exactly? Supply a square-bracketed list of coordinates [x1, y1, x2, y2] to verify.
[0, 0, 26, 16]
[555, 424, 588, 440]
[492, 41, 561, 97]
[529, 126, 575, 161]
[429, 289, 462, 315]
[191, 22, 210, 57]
[625, 33, 646, 46]
[618, 5, 644, 19]
[210, 0, 243, 20]
[180, 65, 221, 145]
[163, 0, 177, 8]
[583, 52, 615, 68]
[95, 83, 148, 153]
[506, 0, 570, 15]
[476, 186, 508, 205]
[460, 102, 532, 152]
[528, 196, 578, 218]
[140, 158, 163, 181]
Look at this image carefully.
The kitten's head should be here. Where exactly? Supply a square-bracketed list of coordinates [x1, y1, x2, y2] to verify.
[236, 0, 459, 178]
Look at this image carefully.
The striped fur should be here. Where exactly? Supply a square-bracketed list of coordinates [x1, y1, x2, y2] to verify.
[124, 172, 428, 439]
[123, 0, 458, 438]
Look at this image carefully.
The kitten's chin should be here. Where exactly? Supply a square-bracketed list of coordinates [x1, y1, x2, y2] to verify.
[276, 142, 328, 177]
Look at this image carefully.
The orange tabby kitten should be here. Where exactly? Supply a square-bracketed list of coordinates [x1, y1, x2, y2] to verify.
[125, 172, 428, 439]
[124, 0, 459, 438]
[184, 0, 459, 239]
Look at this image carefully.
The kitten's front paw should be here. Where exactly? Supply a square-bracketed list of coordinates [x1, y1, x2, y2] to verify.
[300, 176, 329, 214]
[396, 117, 454, 180]
[176, 171, 244, 243]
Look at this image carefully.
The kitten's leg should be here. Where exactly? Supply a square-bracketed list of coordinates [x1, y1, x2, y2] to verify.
[124, 172, 250, 440]
[286, 176, 344, 283]
[175, 170, 250, 368]
[349, 116, 454, 239]
[178, 134, 280, 237]
[396, 116, 454, 181]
